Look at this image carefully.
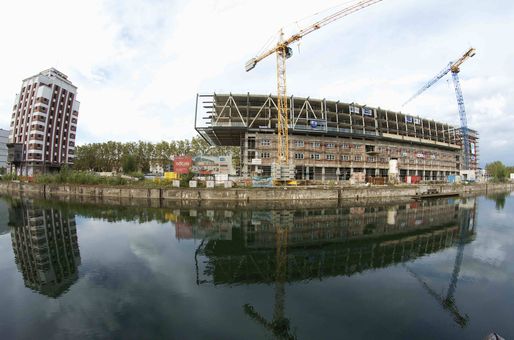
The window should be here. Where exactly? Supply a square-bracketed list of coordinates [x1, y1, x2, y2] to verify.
[260, 139, 271, 146]
[326, 154, 335, 160]
[367, 156, 376, 162]
[365, 145, 375, 152]
[326, 143, 335, 149]
[293, 140, 304, 147]
[294, 153, 304, 159]
[341, 155, 349, 161]
[260, 152, 270, 158]
[310, 153, 320, 160]
[311, 141, 320, 148]
[354, 155, 362, 161]
[353, 143, 362, 149]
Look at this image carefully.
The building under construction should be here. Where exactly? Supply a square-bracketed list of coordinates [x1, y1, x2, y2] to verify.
[195, 93, 479, 182]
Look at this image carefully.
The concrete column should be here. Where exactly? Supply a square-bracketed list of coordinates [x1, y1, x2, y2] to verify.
[322, 167, 325, 182]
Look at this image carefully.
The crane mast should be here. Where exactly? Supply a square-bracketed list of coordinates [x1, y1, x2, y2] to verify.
[402, 48, 476, 170]
[245, 0, 383, 176]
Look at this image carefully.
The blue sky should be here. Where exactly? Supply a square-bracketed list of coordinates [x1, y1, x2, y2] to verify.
[0, 0, 513, 166]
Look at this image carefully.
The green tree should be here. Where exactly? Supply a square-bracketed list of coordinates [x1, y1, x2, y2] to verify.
[485, 161, 508, 182]
[121, 155, 137, 173]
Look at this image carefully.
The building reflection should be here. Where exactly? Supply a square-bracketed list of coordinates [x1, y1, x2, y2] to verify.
[170, 198, 476, 284]
[173, 198, 477, 334]
[8, 200, 81, 298]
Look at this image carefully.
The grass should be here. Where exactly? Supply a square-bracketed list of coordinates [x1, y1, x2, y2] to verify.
[34, 170, 130, 186]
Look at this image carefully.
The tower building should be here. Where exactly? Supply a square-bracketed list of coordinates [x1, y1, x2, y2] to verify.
[8, 68, 79, 175]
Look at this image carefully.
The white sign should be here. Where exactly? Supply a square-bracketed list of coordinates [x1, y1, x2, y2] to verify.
[251, 158, 262, 165]
[363, 108, 373, 116]
[215, 174, 229, 182]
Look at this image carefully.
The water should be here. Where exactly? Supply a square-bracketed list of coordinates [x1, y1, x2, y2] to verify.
[0, 193, 513, 339]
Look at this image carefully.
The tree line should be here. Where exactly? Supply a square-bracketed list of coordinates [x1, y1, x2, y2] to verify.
[73, 137, 239, 173]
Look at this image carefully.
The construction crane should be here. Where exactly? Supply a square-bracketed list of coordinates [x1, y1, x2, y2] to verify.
[245, 0, 383, 178]
[402, 48, 476, 170]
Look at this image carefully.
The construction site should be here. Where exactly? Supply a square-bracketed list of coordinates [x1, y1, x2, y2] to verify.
[196, 93, 478, 183]
[195, 0, 479, 185]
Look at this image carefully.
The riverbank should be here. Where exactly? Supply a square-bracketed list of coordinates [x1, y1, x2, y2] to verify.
[0, 181, 512, 203]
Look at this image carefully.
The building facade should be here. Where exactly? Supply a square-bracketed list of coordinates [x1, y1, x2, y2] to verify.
[8, 68, 80, 176]
[0, 128, 8, 171]
[195, 93, 479, 182]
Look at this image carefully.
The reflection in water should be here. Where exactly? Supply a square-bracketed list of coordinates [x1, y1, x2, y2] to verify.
[8, 200, 81, 298]
[405, 198, 476, 327]
[0, 195, 484, 337]
[176, 198, 478, 333]
[485, 192, 508, 211]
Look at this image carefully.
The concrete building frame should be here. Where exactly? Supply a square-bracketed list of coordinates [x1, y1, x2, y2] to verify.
[195, 93, 479, 181]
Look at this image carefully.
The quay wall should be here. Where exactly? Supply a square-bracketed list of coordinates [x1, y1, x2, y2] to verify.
[0, 182, 512, 202]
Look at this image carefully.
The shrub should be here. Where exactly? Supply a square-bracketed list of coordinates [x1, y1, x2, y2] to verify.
[0, 173, 18, 181]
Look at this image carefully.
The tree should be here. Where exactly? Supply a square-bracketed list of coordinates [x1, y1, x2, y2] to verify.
[485, 161, 508, 182]
[121, 155, 137, 174]
[73, 137, 241, 174]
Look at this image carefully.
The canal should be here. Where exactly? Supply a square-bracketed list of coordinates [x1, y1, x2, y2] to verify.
[0, 192, 512, 339]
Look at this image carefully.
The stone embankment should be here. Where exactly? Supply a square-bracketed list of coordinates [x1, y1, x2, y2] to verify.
[0, 181, 512, 202]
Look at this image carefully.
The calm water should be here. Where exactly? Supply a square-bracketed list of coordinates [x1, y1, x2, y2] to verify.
[0, 193, 513, 340]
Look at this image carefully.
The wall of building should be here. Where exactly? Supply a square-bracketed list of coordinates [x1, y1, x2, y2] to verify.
[246, 131, 459, 181]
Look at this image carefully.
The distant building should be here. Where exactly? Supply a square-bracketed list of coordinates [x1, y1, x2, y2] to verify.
[193, 155, 235, 176]
[149, 159, 172, 175]
[0, 129, 8, 171]
[7, 68, 80, 176]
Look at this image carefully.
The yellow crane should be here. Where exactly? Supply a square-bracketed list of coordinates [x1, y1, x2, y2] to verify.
[245, 0, 384, 176]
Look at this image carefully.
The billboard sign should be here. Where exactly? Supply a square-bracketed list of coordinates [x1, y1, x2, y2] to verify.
[174, 156, 193, 174]
[252, 176, 273, 188]
[470, 142, 476, 155]
[363, 107, 373, 116]
[309, 119, 326, 131]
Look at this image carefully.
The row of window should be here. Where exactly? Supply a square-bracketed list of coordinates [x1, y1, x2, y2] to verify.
[261, 140, 368, 149]
[260, 152, 384, 162]
[258, 140, 454, 160]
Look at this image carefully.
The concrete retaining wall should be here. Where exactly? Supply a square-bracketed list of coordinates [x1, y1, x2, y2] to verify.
[0, 182, 512, 202]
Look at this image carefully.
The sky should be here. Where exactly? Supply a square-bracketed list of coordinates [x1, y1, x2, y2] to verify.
[0, 0, 513, 166]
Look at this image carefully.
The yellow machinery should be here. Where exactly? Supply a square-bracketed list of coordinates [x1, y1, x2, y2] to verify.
[245, 0, 384, 181]
[164, 172, 178, 180]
